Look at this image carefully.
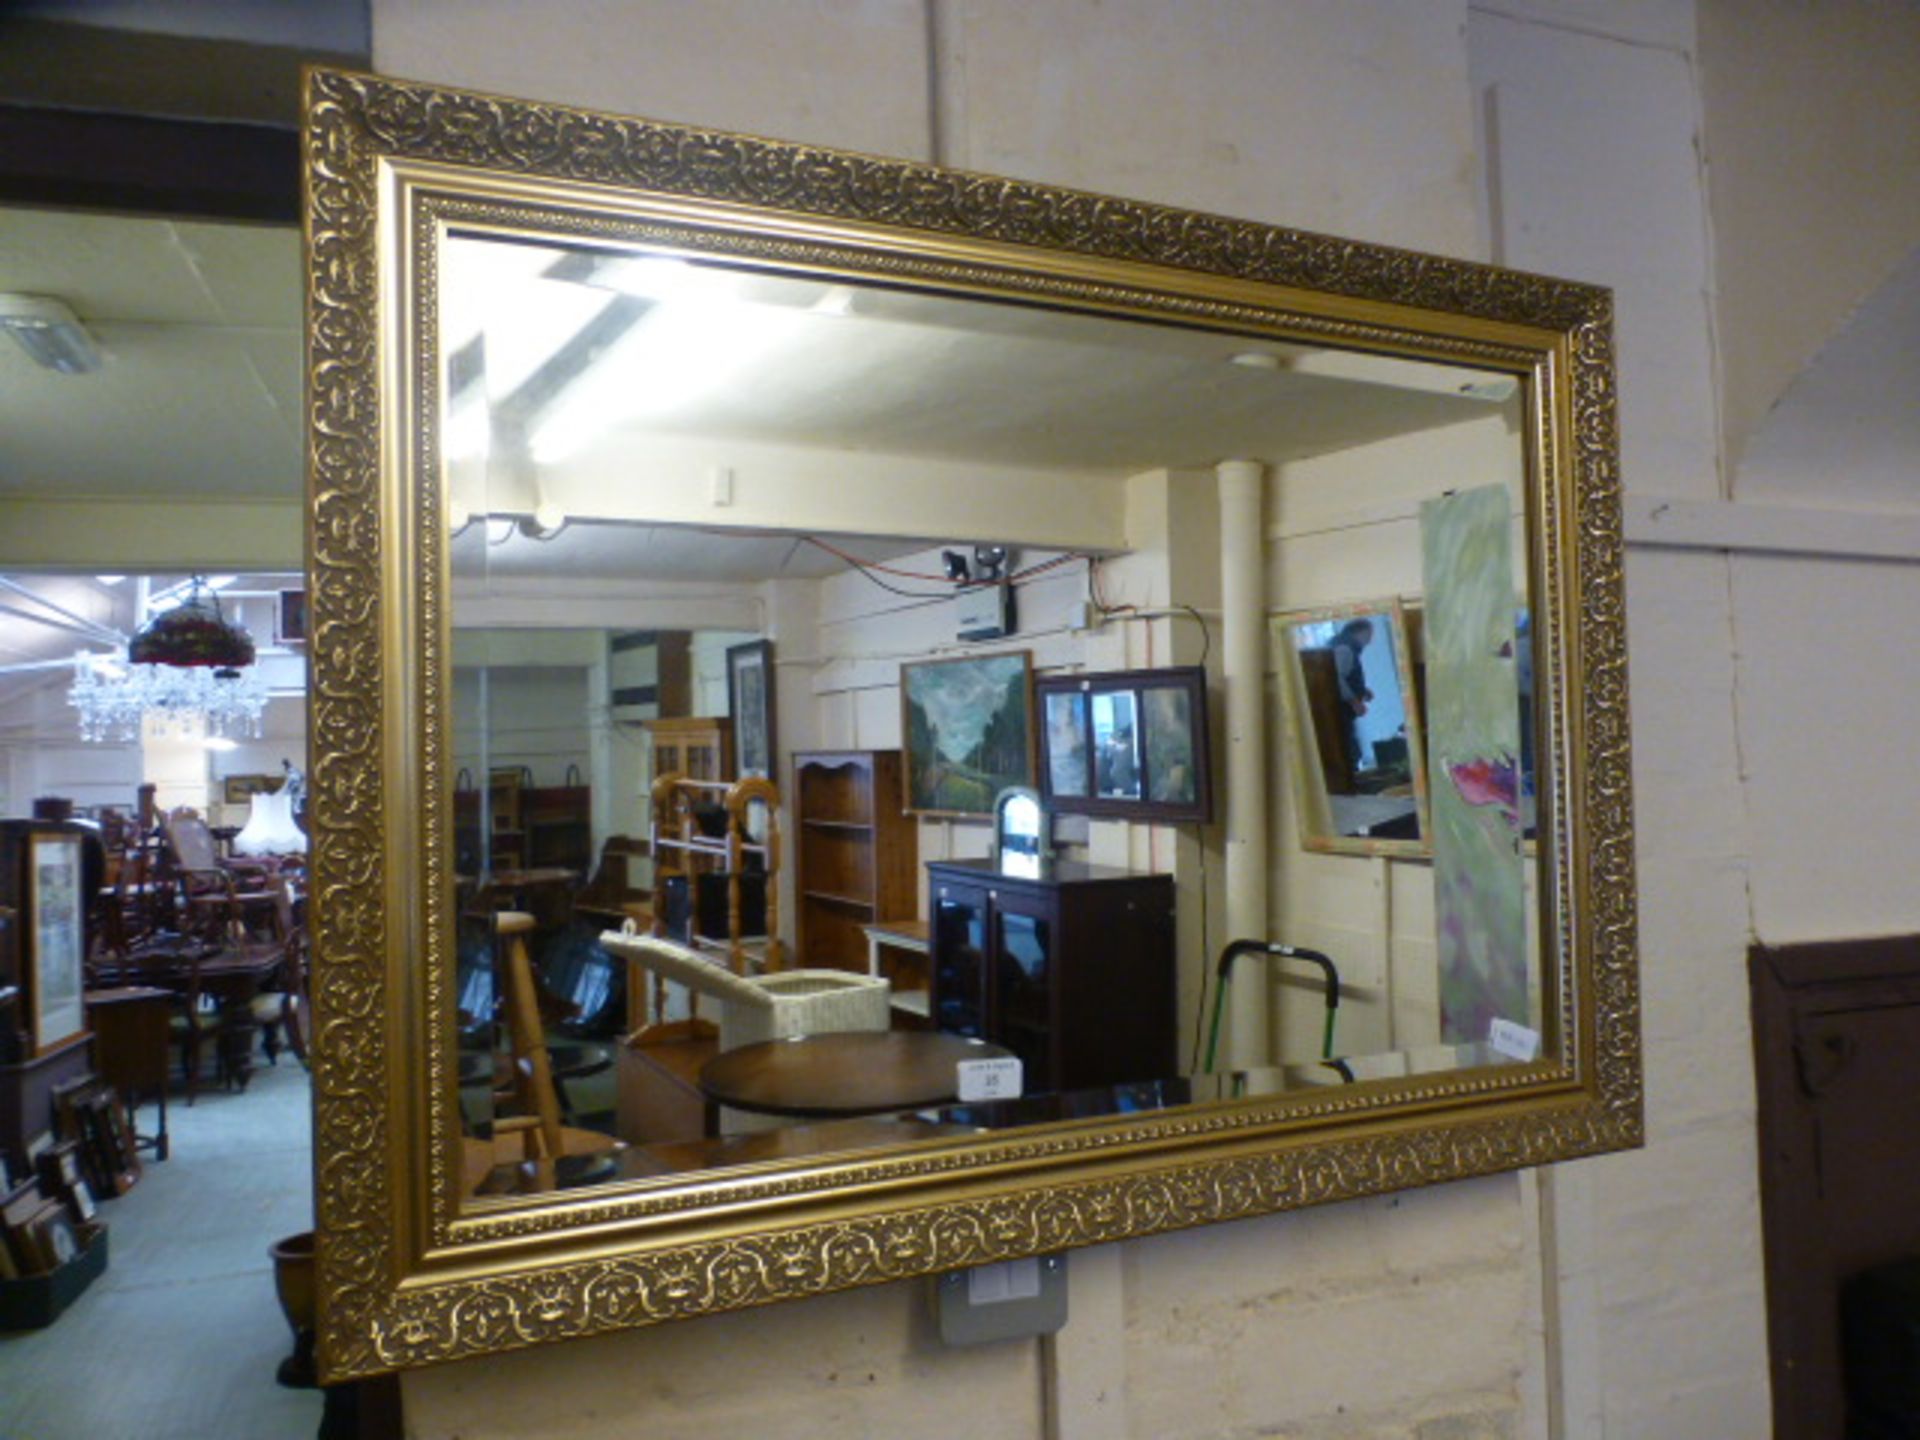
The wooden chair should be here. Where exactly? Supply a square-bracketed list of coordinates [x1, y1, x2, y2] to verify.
[466, 912, 622, 1193]
[245, 878, 308, 1067]
[160, 808, 279, 944]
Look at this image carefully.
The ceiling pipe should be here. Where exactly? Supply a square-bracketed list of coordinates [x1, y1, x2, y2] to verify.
[1217, 458, 1272, 1069]
[0, 575, 124, 644]
[0, 599, 121, 645]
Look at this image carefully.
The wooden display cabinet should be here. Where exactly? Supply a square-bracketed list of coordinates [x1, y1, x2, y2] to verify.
[645, 717, 734, 785]
[926, 858, 1175, 1095]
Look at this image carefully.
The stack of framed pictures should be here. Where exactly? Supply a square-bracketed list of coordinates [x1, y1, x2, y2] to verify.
[0, 1171, 85, 1279]
[49, 1075, 140, 1199]
[0, 1147, 108, 1324]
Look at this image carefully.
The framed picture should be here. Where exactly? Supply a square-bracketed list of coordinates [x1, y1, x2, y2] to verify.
[1042, 691, 1089, 798]
[222, 773, 279, 805]
[1034, 666, 1212, 823]
[65, 1176, 97, 1224]
[900, 651, 1035, 817]
[1274, 599, 1430, 857]
[0, 1180, 44, 1273]
[724, 639, 777, 778]
[26, 1199, 78, 1271]
[277, 588, 309, 645]
[27, 831, 85, 1055]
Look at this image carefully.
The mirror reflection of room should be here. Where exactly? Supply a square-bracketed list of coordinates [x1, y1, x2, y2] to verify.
[1286, 609, 1420, 841]
[437, 231, 1545, 1199]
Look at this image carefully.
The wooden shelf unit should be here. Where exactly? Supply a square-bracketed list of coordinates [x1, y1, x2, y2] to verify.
[793, 751, 919, 990]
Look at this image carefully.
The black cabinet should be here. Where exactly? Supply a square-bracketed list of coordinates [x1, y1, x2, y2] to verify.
[926, 858, 1175, 1095]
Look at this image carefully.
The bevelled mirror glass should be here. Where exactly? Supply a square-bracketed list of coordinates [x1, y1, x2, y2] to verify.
[303, 68, 1640, 1380]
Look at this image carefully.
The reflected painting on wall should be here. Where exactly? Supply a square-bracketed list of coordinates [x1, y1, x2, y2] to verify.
[1421, 484, 1528, 1045]
[1034, 667, 1211, 823]
[725, 639, 775, 778]
[1142, 684, 1200, 807]
[901, 651, 1034, 816]
[1044, 691, 1089, 799]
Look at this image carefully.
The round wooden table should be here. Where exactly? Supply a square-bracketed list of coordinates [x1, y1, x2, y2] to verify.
[699, 1031, 1014, 1119]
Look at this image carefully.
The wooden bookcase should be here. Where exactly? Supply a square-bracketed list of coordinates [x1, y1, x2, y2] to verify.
[793, 751, 920, 995]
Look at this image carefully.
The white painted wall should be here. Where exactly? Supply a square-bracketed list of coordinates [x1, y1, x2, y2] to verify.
[1699, 0, 1920, 480]
[1471, 6, 1772, 1434]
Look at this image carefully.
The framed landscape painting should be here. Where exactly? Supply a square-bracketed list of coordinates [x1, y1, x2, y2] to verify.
[900, 651, 1034, 817]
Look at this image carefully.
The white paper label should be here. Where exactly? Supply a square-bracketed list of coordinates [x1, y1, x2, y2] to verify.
[968, 1258, 1042, 1305]
[1488, 1018, 1541, 1061]
[957, 1055, 1023, 1101]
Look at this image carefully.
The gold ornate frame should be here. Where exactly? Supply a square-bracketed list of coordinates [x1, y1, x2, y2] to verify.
[303, 67, 1638, 1380]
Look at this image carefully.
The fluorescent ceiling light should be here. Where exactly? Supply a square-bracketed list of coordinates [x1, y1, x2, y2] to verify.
[0, 294, 102, 375]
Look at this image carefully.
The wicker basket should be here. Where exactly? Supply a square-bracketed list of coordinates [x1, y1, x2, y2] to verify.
[601, 928, 890, 1052]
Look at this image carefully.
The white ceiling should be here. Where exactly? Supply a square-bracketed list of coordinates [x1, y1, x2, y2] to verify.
[0, 207, 1512, 507]
[0, 205, 302, 499]
[447, 235, 1518, 478]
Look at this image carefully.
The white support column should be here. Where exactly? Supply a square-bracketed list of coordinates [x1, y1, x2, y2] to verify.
[1217, 459, 1270, 1067]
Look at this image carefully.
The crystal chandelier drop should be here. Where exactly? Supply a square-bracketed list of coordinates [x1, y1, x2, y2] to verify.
[70, 652, 268, 742]
[68, 577, 268, 743]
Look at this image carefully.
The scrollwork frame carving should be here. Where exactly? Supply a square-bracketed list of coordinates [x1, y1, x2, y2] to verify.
[303, 67, 1639, 1380]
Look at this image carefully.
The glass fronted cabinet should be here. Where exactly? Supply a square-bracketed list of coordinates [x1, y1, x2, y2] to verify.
[925, 858, 1175, 1095]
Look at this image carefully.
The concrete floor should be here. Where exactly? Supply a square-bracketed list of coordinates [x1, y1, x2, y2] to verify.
[0, 1057, 323, 1440]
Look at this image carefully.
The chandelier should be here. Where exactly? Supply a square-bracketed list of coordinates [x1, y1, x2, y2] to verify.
[69, 578, 267, 743]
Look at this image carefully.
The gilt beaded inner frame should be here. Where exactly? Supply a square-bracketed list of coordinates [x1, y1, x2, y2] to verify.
[303, 67, 1639, 1380]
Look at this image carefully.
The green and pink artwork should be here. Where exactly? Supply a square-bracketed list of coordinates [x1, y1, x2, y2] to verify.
[1421, 483, 1528, 1049]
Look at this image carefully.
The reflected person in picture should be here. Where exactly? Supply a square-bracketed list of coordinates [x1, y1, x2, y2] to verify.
[1331, 617, 1376, 778]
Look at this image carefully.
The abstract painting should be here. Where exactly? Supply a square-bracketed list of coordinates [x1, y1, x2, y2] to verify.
[1421, 483, 1528, 1049]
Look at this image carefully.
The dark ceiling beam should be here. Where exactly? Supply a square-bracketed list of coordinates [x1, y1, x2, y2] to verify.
[0, 103, 299, 223]
[492, 297, 657, 429]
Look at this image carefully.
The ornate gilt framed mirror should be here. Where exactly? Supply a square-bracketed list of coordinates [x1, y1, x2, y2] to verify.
[303, 67, 1639, 1380]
